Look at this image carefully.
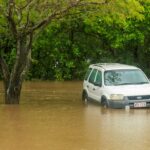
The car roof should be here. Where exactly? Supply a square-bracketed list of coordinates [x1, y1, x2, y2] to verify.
[90, 63, 139, 71]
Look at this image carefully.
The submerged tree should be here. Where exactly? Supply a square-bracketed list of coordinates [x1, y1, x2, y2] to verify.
[0, 0, 144, 104]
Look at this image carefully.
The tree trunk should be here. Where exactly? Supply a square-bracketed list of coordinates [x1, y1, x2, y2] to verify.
[5, 80, 22, 104]
[0, 33, 32, 104]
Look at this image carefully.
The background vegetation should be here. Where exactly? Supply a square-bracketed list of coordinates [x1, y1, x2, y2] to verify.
[1, 0, 150, 81]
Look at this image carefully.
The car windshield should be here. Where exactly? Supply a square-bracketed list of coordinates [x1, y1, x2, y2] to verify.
[104, 69, 149, 86]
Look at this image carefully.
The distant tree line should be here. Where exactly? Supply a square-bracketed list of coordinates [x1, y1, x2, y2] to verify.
[1, 1, 150, 81]
[29, 1, 150, 80]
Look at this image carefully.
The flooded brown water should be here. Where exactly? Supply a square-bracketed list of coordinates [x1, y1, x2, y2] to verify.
[0, 81, 150, 150]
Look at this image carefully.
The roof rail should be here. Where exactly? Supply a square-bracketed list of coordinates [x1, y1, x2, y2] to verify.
[93, 63, 120, 67]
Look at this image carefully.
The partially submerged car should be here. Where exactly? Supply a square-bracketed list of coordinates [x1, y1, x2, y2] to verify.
[82, 63, 150, 108]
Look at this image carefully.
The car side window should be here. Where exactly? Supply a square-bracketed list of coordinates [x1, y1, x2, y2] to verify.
[89, 69, 97, 84]
[94, 71, 102, 86]
[84, 68, 92, 81]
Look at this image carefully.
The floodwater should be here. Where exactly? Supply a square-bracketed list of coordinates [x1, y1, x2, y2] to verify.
[0, 81, 150, 150]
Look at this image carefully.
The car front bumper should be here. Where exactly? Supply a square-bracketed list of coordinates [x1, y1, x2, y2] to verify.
[108, 99, 150, 109]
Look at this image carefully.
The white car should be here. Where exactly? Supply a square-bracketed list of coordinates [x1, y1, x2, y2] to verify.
[82, 63, 150, 108]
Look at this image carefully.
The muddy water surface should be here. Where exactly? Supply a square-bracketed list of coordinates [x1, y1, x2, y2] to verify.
[0, 81, 150, 150]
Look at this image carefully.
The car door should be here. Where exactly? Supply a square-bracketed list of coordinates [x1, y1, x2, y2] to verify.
[87, 69, 97, 99]
[92, 70, 103, 102]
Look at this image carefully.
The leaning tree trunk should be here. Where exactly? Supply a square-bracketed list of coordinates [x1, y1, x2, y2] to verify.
[5, 78, 23, 104]
[0, 33, 32, 104]
[0, 53, 24, 104]
[5, 54, 25, 104]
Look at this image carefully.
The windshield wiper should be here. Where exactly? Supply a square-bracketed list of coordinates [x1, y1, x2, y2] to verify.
[115, 83, 133, 85]
[133, 82, 149, 85]
[114, 82, 149, 86]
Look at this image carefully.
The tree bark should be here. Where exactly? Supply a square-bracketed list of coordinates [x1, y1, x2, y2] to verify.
[0, 33, 32, 104]
[5, 80, 22, 104]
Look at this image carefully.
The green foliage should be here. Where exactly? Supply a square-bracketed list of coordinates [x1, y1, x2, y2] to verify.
[1, 0, 150, 80]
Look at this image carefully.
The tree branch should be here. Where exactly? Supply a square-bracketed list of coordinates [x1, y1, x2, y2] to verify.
[85, 0, 111, 5]
[30, 0, 82, 32]
[6, 0, 17, 38]
[14, 6, 23, 25]
[28, 0, 110, 33]
[19, 0, 34, 10]
[0, 56, 10, 82]
[24, 5, 31, 30]
[26, 32, 33, 53]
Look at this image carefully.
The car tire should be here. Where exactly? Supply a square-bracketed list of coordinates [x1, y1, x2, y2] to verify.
[82, 91, 88, 102]
[101, 97, 109, 108]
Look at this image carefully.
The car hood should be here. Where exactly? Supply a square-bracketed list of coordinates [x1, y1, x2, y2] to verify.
[105, 84, 150, 96]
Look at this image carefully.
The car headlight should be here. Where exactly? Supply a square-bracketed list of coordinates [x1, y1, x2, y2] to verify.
[110, 94, 124, 101]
